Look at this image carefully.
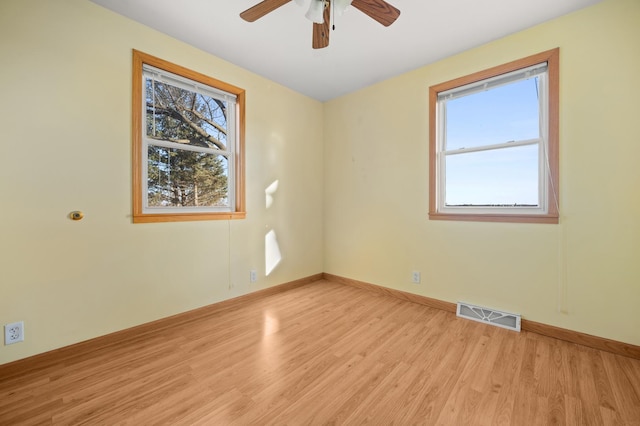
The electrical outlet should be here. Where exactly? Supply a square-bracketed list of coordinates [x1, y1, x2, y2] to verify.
[412, 271, 421, 284]
[5, 321, 24, 345]
[250, 270, 257, 283]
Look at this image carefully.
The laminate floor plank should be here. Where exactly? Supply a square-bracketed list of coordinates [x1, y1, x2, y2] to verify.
[1, 280, 639, 425]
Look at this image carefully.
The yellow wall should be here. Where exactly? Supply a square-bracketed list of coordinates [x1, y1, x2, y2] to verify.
[0, 0, 324, 364]
[324, 0, 640, 346]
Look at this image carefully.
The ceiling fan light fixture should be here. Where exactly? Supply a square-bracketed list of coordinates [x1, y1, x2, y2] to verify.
[333, 0, 352, 16]
[305, 0, 326, 24]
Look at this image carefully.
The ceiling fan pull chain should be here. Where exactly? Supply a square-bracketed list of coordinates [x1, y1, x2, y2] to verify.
[332, 0, 336, 30]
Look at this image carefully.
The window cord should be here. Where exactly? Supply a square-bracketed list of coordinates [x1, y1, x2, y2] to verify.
[541, 140, 560, 215]
[228, 219, 232, 290]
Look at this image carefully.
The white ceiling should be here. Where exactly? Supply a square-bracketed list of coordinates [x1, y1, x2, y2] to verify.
[89, 0, 601, 101]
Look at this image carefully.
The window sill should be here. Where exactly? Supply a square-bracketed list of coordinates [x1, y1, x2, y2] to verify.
[428, 211, 558, 224]
[133, 212, 246, 223]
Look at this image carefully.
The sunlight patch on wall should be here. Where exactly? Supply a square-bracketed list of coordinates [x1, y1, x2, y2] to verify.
[265, 180, 279, 209]
[265, 229, 282, 276]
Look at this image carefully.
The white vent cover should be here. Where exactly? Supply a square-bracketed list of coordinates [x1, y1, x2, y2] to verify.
[456, 302, 521, 332]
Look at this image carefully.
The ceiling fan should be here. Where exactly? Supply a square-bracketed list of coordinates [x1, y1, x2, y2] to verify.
[240, 0, 401, 49]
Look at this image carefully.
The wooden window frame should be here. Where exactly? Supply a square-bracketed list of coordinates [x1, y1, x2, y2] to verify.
[429, 48, 560, 224]
[132, 50, 246, 223]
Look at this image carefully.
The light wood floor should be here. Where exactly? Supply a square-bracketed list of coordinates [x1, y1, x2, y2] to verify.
[1, 280, 639, 425]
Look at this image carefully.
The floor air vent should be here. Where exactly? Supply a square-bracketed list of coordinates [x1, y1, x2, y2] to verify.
[456, 302, 521, 332]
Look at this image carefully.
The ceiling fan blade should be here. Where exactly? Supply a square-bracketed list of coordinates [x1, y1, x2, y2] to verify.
[312, 1, 330, 49]
[240, 0, 292, 22]
[351, 0, 400, 27]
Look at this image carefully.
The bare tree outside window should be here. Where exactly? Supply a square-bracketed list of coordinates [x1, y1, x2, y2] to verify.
[145, 79, 229, 208]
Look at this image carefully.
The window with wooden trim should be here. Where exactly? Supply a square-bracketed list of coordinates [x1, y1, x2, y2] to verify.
[429, 49, 559, 224]
[132, 50, 245, 223]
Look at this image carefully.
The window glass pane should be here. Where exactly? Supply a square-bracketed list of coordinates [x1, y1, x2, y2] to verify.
[445, 144, 539, 206]
[146, 78, 228, 151]
[147, 146, 229, 208]
[446, 77, 539, 150]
